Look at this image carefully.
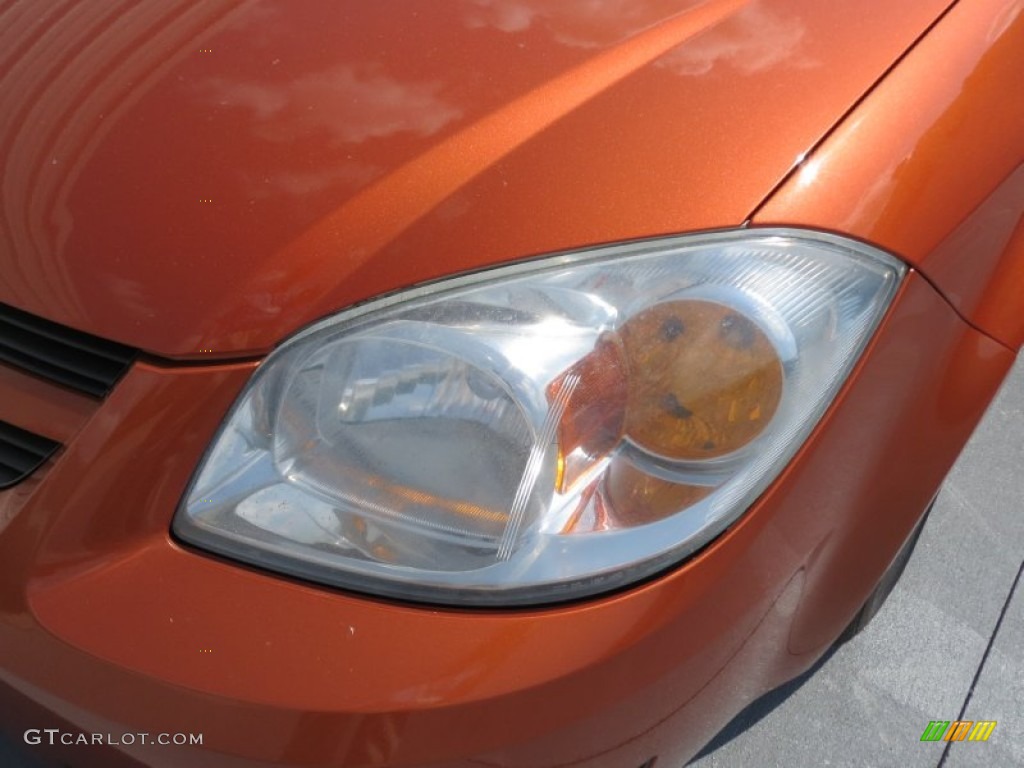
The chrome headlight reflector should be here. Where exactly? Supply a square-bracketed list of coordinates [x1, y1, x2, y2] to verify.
[174, 229, 904, 605]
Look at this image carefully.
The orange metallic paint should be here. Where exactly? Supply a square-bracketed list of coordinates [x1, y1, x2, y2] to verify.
[923, 166, 1024, 350]
[0, 365, 95, 445]
[755, 0, 1024, 348]
[0, 0, 955, 357]
[0, 275, 1011, 767]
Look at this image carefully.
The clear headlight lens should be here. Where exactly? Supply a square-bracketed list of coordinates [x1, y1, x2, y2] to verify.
[174, 229, 904, 605]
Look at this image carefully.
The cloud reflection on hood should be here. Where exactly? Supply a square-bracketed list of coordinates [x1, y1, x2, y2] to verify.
[464, 0, 813, 75]
[200, 63, 463, 145]
[659, 2, 812, 75]
[464, 0, 679, 47]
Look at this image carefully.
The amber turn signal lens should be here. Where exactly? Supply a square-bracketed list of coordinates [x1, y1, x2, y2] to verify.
[621, 300, 783, 460]
[604, 461, 713, 527]
[552, 299, 783, 494]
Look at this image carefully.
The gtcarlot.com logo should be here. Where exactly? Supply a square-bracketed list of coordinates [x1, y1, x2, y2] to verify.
[24, 729, 203, 747]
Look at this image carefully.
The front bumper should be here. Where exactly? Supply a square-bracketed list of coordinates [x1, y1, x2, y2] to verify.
[0, 271, 1013, 768]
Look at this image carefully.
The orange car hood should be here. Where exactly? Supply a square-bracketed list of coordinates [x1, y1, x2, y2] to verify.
[0, 0, 952, 357]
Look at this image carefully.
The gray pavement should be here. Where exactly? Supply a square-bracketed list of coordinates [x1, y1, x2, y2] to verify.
[690, 353, 1024, 768]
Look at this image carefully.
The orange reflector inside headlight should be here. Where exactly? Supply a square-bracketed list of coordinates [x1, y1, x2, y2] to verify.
[622, 299, 783, 460]
[553, 299, 782, 510]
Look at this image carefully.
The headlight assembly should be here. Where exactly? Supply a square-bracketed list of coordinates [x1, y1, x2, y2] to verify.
[174, 229, 904, 605]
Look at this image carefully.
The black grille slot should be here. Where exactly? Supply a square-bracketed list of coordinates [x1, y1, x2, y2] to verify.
[0, 303, 137, 397]
[0, 420, 60, 489]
